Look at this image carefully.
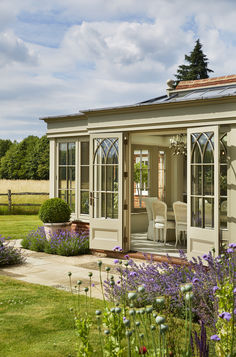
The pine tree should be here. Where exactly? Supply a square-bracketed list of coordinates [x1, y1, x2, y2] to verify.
[174, 39, 213, 85]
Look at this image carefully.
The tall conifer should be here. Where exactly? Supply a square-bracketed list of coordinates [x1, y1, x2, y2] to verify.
[175, 39, 213, 85]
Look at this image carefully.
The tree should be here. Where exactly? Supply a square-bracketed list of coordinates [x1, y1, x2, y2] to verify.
[174, 39, 213, 85]
[0, 139, 12, 159]
[0, 135, 49, 180]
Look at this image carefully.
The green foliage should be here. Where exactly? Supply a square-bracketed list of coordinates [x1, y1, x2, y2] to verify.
[39, 198, 72, 223]
[0, 135, 49, 180]
[0, 139, 12, 159]
[174, 39, 214, 85]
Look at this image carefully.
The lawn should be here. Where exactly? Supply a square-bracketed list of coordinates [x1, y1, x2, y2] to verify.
[0, 215, 42, 239]
[0, 275, 103, 357]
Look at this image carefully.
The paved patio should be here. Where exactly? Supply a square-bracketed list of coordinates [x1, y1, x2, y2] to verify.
[1, 240, 124, 300]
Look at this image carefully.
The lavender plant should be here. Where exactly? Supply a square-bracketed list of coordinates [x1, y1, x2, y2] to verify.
[21, 227, 89, 256]
[0, 235, 25, 266]
[211, 244, 236, 356]
[104, 249, 235, 327]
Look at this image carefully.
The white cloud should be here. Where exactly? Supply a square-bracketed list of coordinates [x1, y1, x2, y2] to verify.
[0, 0, 236, 140]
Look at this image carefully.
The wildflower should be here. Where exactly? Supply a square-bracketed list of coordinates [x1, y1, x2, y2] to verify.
[219, 312, 232, 321]
[202, 254, 209, 260]
[130, 271, 137, 277]
[234, 288, 236, 294]
[139, 346, 147, 354]
[229, 243, 236, 249]
[227, 248, 234, 253]
[211, 335, 220, 341]
[114, 259, 119, 264]
[192, 277, 199, 284]
[113, 246, 122, 252]
[124, 254, 129, 259]
[213, 286, 219, 293]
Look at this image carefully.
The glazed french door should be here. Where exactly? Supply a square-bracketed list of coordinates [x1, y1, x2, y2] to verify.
[89, 133, 123, 250]
[187, 126, 220, 258]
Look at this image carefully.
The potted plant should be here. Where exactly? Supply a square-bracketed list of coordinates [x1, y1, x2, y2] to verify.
[39, 198, 72, 240]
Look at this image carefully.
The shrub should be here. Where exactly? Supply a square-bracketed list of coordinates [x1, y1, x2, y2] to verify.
[39, 198, 71, 223]
[0, 236, 25, 266]
[21, 227, 89, 256]
[104, 248, 236, 328]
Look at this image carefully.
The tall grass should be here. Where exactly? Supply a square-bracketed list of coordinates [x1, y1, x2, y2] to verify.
[0, 180, 49, 214]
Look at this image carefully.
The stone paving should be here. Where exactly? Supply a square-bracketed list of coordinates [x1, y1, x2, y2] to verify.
[1, 240, 125, 300]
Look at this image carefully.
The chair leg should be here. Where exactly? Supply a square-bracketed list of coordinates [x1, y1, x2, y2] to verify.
[164, 227, 167, 245]
[175, 229, 180, 246]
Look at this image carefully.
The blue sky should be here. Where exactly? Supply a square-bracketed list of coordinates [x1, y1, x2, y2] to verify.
[1, 0, 236, 141]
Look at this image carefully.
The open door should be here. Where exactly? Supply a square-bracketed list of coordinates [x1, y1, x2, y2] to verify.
[89, 133, 123, 250]
[187, 126, 220, 258]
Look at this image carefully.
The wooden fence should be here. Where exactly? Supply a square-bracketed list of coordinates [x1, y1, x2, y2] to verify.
[0, 190, 49, 212]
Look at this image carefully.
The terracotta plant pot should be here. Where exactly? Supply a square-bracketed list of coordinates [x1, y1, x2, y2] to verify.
[43, 222, 72, 240]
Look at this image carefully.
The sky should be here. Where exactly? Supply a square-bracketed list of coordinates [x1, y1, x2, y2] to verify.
[1, 0, 236, 141]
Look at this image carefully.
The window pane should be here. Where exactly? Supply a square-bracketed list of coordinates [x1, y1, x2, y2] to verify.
[58, 190, 66, 201]
[68, 190, 75, 212]
[68, 143, 75, 165]
[81, 166, 89, 189]
[220, 198, 227, 229]
[204, 198, 214, 228]
[81, 191, 89, 214]
[203, 140, 214, 163]
[133, 149, 149, 208]
[106, 193, 118, 219]
[191, 197, 202, 227]
[106, 165, 118, 191]
[191, 165, 202, 195]
[81, 142, 89, 165]
[220, 165, 227, 196]
[59, 143, 67, 165]
[59, 167, 66, 189]
[203, 165, 214, 196]
[68, 167, 75, 189]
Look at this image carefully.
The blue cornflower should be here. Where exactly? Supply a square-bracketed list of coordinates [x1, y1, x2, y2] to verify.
[219, 312, 231, 321]
[211, 335, 220, 341]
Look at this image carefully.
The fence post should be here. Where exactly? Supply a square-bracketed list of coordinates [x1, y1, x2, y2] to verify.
[8, 189, 12, 212]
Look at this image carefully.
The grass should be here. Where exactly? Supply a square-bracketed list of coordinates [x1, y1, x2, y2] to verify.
[0, 179, 49, 215]
[0, 275, 104, 357]
[0, 215, 42, 239]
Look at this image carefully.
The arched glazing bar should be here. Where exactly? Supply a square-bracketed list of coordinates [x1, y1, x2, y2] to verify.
[93, 138, 119, 219]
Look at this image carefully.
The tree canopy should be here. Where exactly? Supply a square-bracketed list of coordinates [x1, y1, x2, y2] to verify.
[0, 135, 49, 180]
[174, 39, 213, 85]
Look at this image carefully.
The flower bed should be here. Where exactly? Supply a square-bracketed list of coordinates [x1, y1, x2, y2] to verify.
[0, 236, 25, 266]
[104, 247, 236, 328]
[21, 227, 89, 256]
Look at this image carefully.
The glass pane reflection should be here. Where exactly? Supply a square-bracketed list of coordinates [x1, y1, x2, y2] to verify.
[191, 197, 202, 227]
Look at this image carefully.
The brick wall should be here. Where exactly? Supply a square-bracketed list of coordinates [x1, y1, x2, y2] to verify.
[71, 220, 90, 234]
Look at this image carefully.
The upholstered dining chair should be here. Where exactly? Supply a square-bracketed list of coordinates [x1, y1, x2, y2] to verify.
[152, 200, 174, 245]
[173, 201, 187, 246]
[143, 197, 159, 240]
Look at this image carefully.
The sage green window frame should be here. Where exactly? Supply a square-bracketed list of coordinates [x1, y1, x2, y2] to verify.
[57, 141, 76, 213]
[56, 138, 90, 218]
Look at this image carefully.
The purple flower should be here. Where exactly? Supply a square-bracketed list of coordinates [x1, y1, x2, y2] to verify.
[227, 248, 234, 254]
[229, 243, 236, 249]
[219, 312, 232, 321]
[114, 259, 119, 264]
[113, 246, 122, 252]
[213, 286, 219, 293]
[234, 288, 236, 294]
[124, 254, 129, 259]
[202, 254, 208, 260]
[130, 271, 137, 277]
[192, 278, 199, 284]
[211, 335, 220, 341]
[234, 309, 236, 315]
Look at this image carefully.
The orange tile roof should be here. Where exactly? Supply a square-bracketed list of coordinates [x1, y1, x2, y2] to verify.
[176, 75, 236, 90]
